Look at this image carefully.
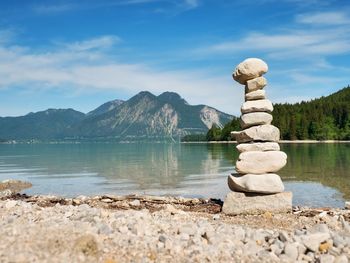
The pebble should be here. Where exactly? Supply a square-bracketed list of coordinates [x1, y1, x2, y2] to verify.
[284, 242, 299, 261]
[130, 200, 141, 206]
[5, 200, 18, 209]
[0, 198, 349, 262]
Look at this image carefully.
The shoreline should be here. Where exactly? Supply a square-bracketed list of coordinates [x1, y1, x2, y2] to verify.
[1, 193, 350, 262]
[182, 140, 350, 144]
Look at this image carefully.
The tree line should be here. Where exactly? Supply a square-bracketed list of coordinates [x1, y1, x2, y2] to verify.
[182, 86, 350, 141]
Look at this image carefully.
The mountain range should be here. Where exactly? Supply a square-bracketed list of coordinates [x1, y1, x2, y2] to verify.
[0, 91, 233, 141]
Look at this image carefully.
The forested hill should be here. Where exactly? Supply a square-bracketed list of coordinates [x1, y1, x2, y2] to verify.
[200, 86, 350, 142]
[273, 86, 350, 140]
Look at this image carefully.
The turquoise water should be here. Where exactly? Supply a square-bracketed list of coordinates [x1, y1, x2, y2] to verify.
[0, 143, 349, 207]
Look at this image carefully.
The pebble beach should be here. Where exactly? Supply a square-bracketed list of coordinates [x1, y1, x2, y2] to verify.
[1, 194, 350, 263]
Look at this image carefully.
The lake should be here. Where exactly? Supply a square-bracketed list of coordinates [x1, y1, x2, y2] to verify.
[0, 142, 349, 207]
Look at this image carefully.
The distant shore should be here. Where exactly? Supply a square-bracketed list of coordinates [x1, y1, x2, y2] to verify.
[182, 140, 350, 144]
[1, 193, 350, 262]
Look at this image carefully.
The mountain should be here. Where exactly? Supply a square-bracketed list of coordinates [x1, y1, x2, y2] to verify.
[86, 99, 124, 117]
[0, 91, 233, 141]
[0, 109, 85, 140]
[72, 91, 233, 139]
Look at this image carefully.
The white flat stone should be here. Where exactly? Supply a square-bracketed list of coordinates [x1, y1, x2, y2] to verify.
[245, 77, 267, 92]
[240, 112, 273, 129]
[233, 58, 268, 84]
[228, 174, 284, 193]
[241, 99, 273, 114]
[236, 142, 280, 153]
[245, 89, 266, 101]
[235, 151, 287, 174]
[232, 124, 280, 143]
[222, 191, 292, 215]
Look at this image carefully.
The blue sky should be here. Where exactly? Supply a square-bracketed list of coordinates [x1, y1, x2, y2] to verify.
[0, 0, 349, 116]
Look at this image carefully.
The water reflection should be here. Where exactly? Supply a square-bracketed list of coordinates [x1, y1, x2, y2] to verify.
[0, 143, 349, 207]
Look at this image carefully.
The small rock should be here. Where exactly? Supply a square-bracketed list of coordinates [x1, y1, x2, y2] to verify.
[233, 124, 280, 143]
[241, 99, 273, 114]
[233, 58, 268, 84]
[228, 173, 284, 194]
[0, 179, 32, 193]
[236, 142, 280, 153]
[235, 151, 287, 174]
[212, 214, 220, 220]
[319, 254, 335, 263]
[101, 198, 113, 203]
[301, 233, 330, 252]
[333, 234, 347, 248]
[73, 234, 99, 257]
[130, 200, 141, 206]
[310, 224, 330, 234]
[270, 244, 283, 256]
[5, 200, 18, 209]
[159, 235, 166, 243]
[240, 112, 273, 129]
[334, 255, 349, 263]
[245, 76, 267, 92]
[245, 89, 266, 101]
[319, 241, 332, 253]
[118, 226, 129, 234]
[178, 224, 196, 236]
[345, 201, 350, 210]
[279, 231, 289, 242]
[284, 242, 298, 261]
[97, 223, 112, 235]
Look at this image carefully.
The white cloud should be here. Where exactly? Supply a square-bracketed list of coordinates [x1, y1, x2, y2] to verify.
[0, 35, 241, 115]
[296, 11, 350, 25]
[196, 26, 350, 60]
[184, 0, 199, 8]
[65, 36, 121, 51]
[33, 4, 76, 14]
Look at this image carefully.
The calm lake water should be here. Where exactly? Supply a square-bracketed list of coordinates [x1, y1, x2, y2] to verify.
[0, 143, 349, 207]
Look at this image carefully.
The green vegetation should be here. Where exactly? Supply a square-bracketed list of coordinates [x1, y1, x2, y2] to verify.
[273, 86, 350, 140]
[181, 134, 207, 142]
[206, 86, 350, 141]
[206, 118, 241, 141]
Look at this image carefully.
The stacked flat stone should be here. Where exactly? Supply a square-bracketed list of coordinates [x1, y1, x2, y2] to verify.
[222, 58, 292, 215]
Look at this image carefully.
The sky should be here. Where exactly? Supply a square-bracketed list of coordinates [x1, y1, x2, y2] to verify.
[0, 0, 349, 116]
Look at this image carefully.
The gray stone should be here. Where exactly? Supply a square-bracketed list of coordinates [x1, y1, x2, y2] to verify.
[245, 76, 267, 92]
[227, 173, 284, 193]
[241, 99, 273, 114]
[130, 199, 141, 206]
[236, 142, 280, 153]
[0, 179, 32, 197]
[335, 255, 349, 263]
[240, 112, 273, 129]
[270, 244, 283, 256]
[235, 151, 287, 174]
[279, 231, 289, 242]
[233, 124, 280, 143]
[222, 191, 292, 215]
[345, 201, 350, 210]
[309, 224, 329, 234]
[245, 89, 266, 101]
[301, 233, 330, 252]
[5, 200, 18, 209]
[319, 254, 335, 263]
[233, 58, 268, 84]
[284, 242, 298, 261]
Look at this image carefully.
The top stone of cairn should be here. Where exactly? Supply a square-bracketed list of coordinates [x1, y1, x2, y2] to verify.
[233, 58, 268, 84]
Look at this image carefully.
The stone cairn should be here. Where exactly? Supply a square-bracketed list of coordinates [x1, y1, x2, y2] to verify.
[222, 58, 292, 215]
